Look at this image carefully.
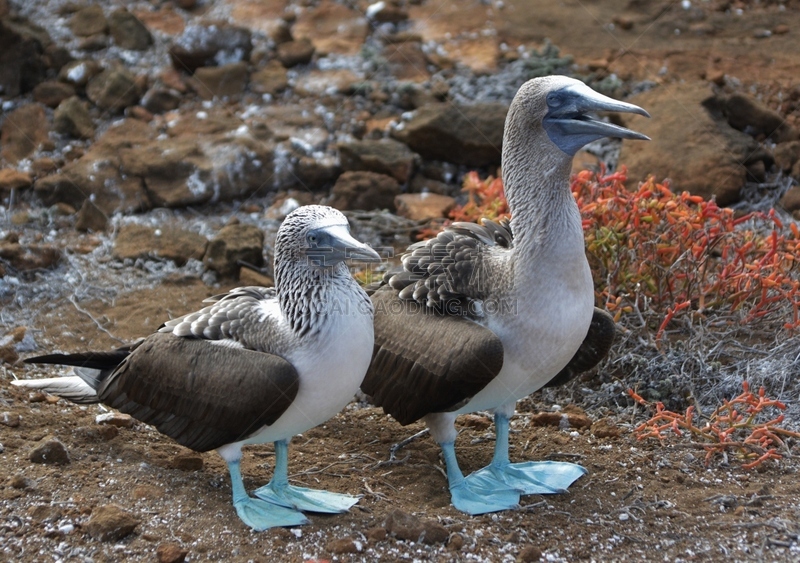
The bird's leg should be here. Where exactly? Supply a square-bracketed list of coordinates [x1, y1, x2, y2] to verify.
[440, 440, 520, 515]
[254, 439, 360, 514]
[464, 412, 587, 496]
[226, 458, 308, 531]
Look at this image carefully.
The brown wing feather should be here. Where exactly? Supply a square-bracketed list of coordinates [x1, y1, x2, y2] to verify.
[362, 287, 503, 425]
[98, 332, 299, 452]
[545, 308, 615, 388]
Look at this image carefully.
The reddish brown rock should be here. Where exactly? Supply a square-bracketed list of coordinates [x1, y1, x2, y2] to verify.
[157, 542, 188, 563]
[276, 39, 315, 68]
[113, 224, 208, 265]
[29, 437, 70, 465]
[0, 104, 49, 163]
[394, 192, 456, 221]
[619, 82, 761, 206]
[86, 67, 140, 112]
[326, 538, 361, 554]
[591, 418, 622, 439]
[53, 96, 95, 139]
[86, 504, 139, 542]
[338, 139, 416, 183]
[190, 62, 249, 100]
[0, 240, 61, 271]
[0, 169, 33, 193]
[203, 223, 265, 278]
[75, 199, 108, 232]
[329, 171, 401, 211]
[251, 60, 288, 96]
[70, 5, 108, 37]
[293, 1, 368, 56]
[32, 80, 76, 108]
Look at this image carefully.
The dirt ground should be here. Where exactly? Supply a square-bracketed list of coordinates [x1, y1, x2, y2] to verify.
[3, 1, 800, 561]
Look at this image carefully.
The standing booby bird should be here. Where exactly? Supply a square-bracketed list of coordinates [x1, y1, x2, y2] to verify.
[14, 205, 381, 531]
[362, 76, 650, 514]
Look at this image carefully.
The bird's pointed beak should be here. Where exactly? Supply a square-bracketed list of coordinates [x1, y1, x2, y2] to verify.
[543, 82, 650, 155]
[307, 224, 382, 267]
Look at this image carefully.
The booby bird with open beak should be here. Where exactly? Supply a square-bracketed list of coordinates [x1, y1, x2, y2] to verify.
[14, 205, 380, 531]
[362, 76, 650, 514]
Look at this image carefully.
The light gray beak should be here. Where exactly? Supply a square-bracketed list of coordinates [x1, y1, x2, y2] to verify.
[307, 224, 381, 267]
[543, 82, 650, 155]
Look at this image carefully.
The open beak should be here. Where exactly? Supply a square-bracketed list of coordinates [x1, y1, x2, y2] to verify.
[544, 82, 650, 155]
[307, 224, 382, 267]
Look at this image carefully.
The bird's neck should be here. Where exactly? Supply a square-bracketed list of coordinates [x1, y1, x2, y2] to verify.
[502, 123, 587, 283]
[275, 261, 361, 336]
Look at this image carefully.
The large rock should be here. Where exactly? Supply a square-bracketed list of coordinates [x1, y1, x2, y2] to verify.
[0, 104, 49, 163]
[722, 93, 799, 144]
[392, 103, 507, 166]
[53, 96, 95, 139]
[189, 62, 249, 99]
[293, 1, 368, 56]
[170, 24, 252, 73]
[328, 171, 401, 211]
[32, 80, 76, 108]
[338, 139, 416, 183]
[250, 61, 288, 96]
[276, 39, 315, 68]
[203, 223, 265, 278]
[86, 66, 140, 112]
[113, 224, 207, 265]
[0, 169, 33, 195]
[85, 504, 139, 542]
[619, 82, 763, 206]
[0, 19, 50, 97]
[108, 9, 153, 51]
[70, 5, 108, 37]
[29, 437, 70, 465]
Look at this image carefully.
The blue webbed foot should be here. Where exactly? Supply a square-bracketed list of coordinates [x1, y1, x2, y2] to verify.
[233, 496, 309, 531]
[449, 479, 520, 515]
[254, 482, 360, 514]
[466, 460, 587, 496]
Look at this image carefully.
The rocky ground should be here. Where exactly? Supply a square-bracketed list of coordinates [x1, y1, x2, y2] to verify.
[2, 0, 800, 561]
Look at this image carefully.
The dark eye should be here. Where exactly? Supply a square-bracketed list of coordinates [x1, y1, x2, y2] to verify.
[547, 92, 561, 107]
[308, 233, 318, 244]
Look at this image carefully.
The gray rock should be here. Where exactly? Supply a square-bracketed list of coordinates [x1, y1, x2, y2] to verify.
[203, 223, 265, 278]
[392, 103, 507, 166]
[86, 67, 140, 112]
[53, 96, 95, 139]
[85, 504, 139, 542]
[69, 5, 108, 37]
[108, 9, 153, 51]
[170, 24, 253, 73]
[32, 80, 76, 108]
[619, 82, 762, 206]
[328, 171, 401, 211]
[190, 62, 249, 100]
[75, 198, 108, 232]
[29, 437, 70, 465]
[113, 224, 208, 266]
[338, 139, 416, 183]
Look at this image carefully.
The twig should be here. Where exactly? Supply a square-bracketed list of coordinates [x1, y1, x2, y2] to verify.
[68, 295, 126, 344]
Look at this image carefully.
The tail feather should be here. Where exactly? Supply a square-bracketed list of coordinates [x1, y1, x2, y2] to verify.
[24, 349, 131, 371]
[11, 376, 100, 404]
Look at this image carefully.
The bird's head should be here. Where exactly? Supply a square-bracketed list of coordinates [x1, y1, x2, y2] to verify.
[514, 75, 650, 156]
[276, 205, 381, 269]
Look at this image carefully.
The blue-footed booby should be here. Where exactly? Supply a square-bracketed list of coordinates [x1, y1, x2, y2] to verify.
[362, 76, 649, 514]
[15, 205, 381, 531]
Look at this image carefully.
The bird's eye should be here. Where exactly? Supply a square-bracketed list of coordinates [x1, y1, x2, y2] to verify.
[547, 92, 561, 107]
[308, 233, 318, 244]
